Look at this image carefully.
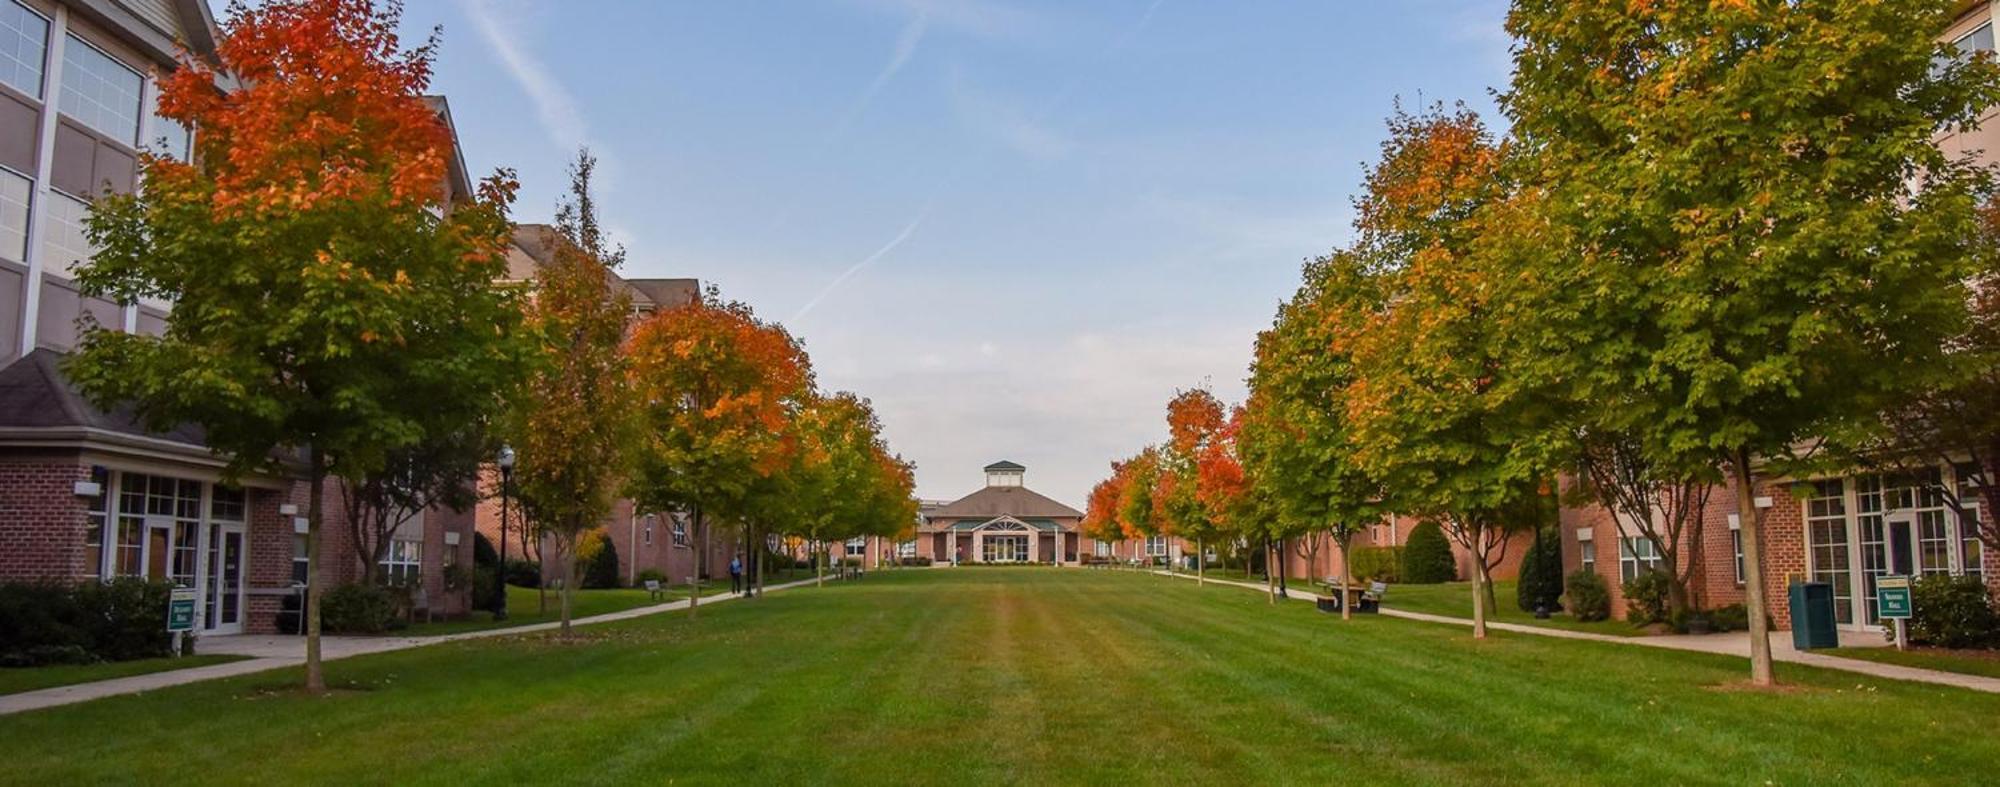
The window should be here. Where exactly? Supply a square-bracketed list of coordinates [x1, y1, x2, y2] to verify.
[82, 467, 108, 578]
[0, 1, 47, 99]
[113, 515, 142, 576]
[148, 110, 190, 161]
[642, 514, 654, 546]
[1805, 479, 1854, 625]
[40, 190, 91, 273]
[210, 486, 245, 522]
[291, 534, 310, 585]
[670, 514, 689, 547]
[897, 540, 917, 559]
[1145, 535, 1168, 557]
[1577, 536, 1594, 575]
[380, 538, 421, 586]
[1958, 22, 1996, 57]
[1095, 540, 1111, 558]
[1618, 537, 1662, 584]
[59, 34, 141, 145]
[845, 538, 865, 557]
[0, 167, 28, 263]
[1732, 529, 1745, 585]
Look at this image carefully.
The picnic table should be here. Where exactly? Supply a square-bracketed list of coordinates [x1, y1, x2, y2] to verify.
[1314, 582, 1385, 614]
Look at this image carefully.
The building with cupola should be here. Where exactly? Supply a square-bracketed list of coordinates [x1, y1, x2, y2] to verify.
[914, 461, 1086, 564]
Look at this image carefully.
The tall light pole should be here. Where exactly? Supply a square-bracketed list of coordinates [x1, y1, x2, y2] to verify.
[494, 444, 515, 621]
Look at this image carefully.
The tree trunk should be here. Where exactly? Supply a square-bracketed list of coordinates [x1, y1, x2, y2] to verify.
[1265, 539, 1276, 604]
[559, 539, 576, 637]
[1339, 534, 1354, 622]
[1196, 538, 1205, 586]
[1732, 448, 1776, 687]
[305, 448, 327, 693]
[1481, 570, 1497, 617]
[1470, 550, 1489, 639]
[816, 538, 826, 587]
[689, 506, 703, 620]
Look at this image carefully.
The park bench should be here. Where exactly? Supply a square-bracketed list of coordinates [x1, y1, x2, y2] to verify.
[644, 579, 665, 601]
[1314, 581, 1386, 614]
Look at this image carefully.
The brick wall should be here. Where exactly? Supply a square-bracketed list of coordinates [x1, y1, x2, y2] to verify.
[245, 483, 306, 634]
[0, 459, 91, 582]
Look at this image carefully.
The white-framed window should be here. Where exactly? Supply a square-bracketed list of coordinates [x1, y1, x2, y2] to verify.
[1732, 529, 1744, 584]
[1958, 21, 1996, 57]
[642, 514, 654, 546]
[381, 537, 421, 586]
[59, 33, 142, 145]
[845, 538, 866, 557]
[671, 514, 689, 547]
[897, 540, 916, 559]
[1804, 478, 1855, 625]
[1577, 534, 1595, 575]
[1095, 540, 1111, 558]
[1957, 465, 1984, 580]
[81, 467, 108, 579]
[148, 106, 191, 161]
[0, 0, 48, 100]
[40, 190, 92, 273]
[0, 167, 31, 264]
[1144, 535, 1168, 557]
[291, 534, 310, 585]
[1617, 537, 1662, 584]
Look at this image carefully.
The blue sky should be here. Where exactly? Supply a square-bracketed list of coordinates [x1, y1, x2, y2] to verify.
[288, 0, 1514, 505]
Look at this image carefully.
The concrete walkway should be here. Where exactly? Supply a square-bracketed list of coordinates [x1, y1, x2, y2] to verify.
[0, 576, 831, 716]
[1153, 570, 2000, 695]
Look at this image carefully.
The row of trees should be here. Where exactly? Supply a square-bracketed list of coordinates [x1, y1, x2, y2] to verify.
[1093, 0, 2000, 686]
[61, 0, 914, 692]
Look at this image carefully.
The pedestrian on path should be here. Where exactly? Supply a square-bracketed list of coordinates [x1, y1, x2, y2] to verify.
[729, 555, 744, 594]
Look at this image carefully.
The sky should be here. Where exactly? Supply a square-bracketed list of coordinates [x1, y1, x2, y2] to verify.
[237, 0, 1516, 506]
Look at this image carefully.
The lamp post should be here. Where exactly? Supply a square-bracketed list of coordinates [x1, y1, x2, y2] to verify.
[494, 444, 515, 621]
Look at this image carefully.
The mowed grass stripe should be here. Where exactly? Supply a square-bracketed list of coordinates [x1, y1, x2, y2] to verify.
[1, 569, 1997, 786]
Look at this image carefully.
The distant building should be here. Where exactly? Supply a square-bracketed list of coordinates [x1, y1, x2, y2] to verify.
[915, 461, 1087, 564]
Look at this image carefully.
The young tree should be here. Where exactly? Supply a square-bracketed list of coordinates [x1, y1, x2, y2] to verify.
[1082, 464, 1130, 556]
[65, 0, 521, 691]
[1504, 0, 2000, 684]
[508, 149, 634, 636]
[1241, 250, 1392, 620]
[1160, 389, 1228, 585]
[1117, 448, 1165, 569]
[1342, 104, 1560, 638]
[626, 289, 813, 612]
[339, 430, 492, 586]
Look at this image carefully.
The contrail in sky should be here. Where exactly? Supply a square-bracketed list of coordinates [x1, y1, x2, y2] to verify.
[789, 207, 931, 324]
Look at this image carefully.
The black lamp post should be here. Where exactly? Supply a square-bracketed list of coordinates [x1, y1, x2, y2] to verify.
[494, 444, 515, 621]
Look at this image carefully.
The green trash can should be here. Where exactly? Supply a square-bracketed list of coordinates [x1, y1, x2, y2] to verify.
[1789, 581, 1839, 650]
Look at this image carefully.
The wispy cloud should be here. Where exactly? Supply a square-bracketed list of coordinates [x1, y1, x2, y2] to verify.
[458, 0, 589, 152]
[847, 0, 1034, 41]
[947, 71, 1076, 161]
[829, 10, 929, 142]
[789, 207, 931, 323]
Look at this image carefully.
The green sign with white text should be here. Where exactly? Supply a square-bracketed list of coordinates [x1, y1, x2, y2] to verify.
[1876, 576, 1912, 620]
[168, 587, 197, 632]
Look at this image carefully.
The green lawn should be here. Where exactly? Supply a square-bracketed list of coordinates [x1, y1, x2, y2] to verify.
[4, 569, 1997, 785]
[1379, 579, 1653, 637]
[401, 569, 821, 636]
[0, 654, 246, 696]
[1824, 645, 2000, 679]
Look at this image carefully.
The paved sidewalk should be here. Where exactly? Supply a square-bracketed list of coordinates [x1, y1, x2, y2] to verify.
[1153, 570, 2000, 695]
[0, 576, 829, 716]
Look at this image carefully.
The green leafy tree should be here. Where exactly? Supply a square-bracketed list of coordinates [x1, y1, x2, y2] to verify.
[65, 0, 521, 691]
[1503, 0, 2000, 684]
[1241, 250, 1392, 619]
[509, 149, 635, 636]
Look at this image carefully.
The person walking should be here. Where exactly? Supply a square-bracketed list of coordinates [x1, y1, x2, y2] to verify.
[729, 555, 744, 594]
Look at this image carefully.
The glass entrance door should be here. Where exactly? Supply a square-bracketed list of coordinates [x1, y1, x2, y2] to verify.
[203, 524, 245, 633]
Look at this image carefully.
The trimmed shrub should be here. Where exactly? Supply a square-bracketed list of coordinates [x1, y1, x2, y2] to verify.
[473, 531, 499, 567]
[0, 579, 178, 666]
[581, 533, 621, 589]
[1566, 570, 1611, 622]
[1347, 546, 1402, 583]
[1516, 529, 1565, 614]
[1906, 575, 2000, 649]
[321, 583, 399, 634]
[504, 559, 541, 588]
[1401, 522, 1457, 584]
[1622, 570, 1671, 625]
[1707, 603, 1750, 633]
[899, 556, 934, 567]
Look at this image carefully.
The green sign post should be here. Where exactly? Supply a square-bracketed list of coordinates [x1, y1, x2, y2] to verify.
[167, 586, 197, 655]
[1876, 575, 1912, 651]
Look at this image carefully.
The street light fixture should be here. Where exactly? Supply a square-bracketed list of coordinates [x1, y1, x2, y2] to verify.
[494, 444, 515, 621]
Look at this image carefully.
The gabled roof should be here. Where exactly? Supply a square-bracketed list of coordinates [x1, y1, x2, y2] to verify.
[928, 484, 1083, 520]
[984, 460, 1026, 472]
[0, 349, 207, 449]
